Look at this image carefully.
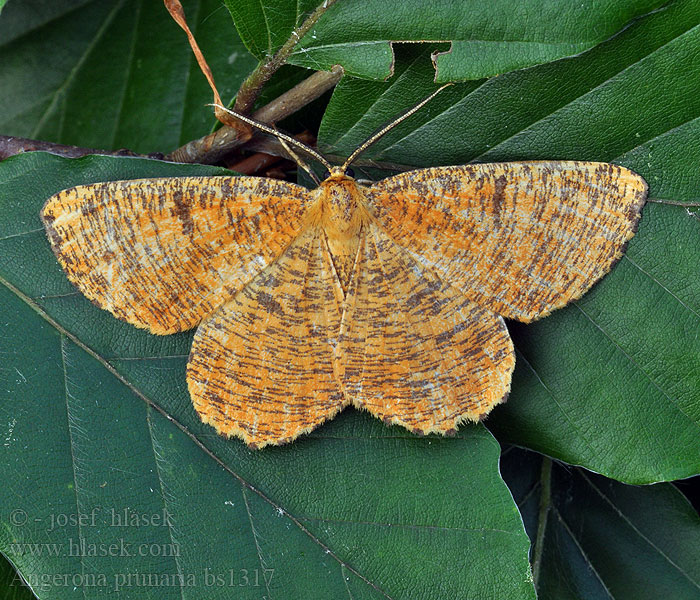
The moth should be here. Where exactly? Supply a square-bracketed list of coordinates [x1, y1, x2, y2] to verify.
[41, 95, 648, 449]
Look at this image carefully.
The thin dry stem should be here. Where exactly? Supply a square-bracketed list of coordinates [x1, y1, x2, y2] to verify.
[164, 0, 343, 164]
[0, 135, 158, 162]
[167, 66, 343, 164]
[234, 0, 339, 115]
[164, 0, 247, 131]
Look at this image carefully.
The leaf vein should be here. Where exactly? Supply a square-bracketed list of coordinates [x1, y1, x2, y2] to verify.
[572, 301, 700, 431]
[241, 487, 273, 599]
[30, 0, 126, 140]
[623, 254, 700, 319]
[0, 228, 44, 242]
[146, 409, 186, 600]
[0, 273, 394, 600]
[60, 334, 87, 600]
[470, 22, 700, 162]
[512, 350, 600, 458]
[580, 471, 700, 590]
[551, 506, 615, 599]
[297, 514, 520, 535]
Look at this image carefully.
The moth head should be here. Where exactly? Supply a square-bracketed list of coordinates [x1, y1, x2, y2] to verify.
[315, 173, 370, 239]
[322, 166, 356, 181]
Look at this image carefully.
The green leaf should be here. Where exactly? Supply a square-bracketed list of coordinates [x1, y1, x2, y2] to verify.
[0, 553, 34, 600]
[501, 447, 700, 599]
[222, 0, 321, 59]
[0, 0, 258, 152]
[0, 152, 535, 599]
[318, 0, 700, 484]
[224, 0, 668, 80]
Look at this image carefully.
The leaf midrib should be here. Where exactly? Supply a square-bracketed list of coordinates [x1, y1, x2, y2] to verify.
[468, 22, 700, 163]
[0, 271, 396, 599]
[0, 0, 94, 47]
[146, 408, 186, 600]
[573, 300, 700, 432]
[29, 0, 126, 141]
[60, 335, 87, 600]
[550, 506, 616, 599]
[580, 471, 700, 590]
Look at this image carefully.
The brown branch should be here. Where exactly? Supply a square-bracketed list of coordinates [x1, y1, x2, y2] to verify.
[0, 136, 161, 162]
[0, 128, 417, 176]
[227, 151, 284, 175]
[233, 0, 339, 115]
[228, 131, 315, 174]
[244, 137, 417, 173]
[1, 65, 344, 167]
[0, 66, 343, 164]
[167, 65, 343, 164]
[0, 66, 343, 167]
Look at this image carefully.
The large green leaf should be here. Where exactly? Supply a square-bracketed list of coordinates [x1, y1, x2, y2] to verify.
[0, 0, 257, 152]
[501, 447, 700, 599]
[318, 0, 700, 484]
[1, 0, 698, 595]
[224, 0, 667, 80]
[0, 553, 33, 600]
[0, 152, 535, 599]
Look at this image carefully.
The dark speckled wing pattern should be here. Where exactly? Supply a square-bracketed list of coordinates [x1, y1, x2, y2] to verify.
[337, 224, 515, 435]
[368, 161, 647, 322]
[187, 227, 347, 449]
[42, 176, 309, 334]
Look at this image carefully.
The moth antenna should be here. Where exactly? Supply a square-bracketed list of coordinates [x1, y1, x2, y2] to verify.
[341, 84, 453, 171]
[276, 134, 321, 185]
[212, 104, 333, 172]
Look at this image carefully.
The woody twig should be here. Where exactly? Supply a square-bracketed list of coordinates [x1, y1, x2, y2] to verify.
[0, 136, 159, 162]
[164, 0, 343, 165]
[1, 1, 343, 168]
[233, 0, 339, 115]
[167, 66, 343, 164]
[0, 68, 342, 167]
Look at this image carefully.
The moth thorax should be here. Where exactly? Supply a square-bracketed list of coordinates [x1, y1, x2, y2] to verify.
[318, 178, 369, 240]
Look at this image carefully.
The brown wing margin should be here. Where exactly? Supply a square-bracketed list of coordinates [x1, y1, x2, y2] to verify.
[337, 224, 515, 435]
[187, 227, 346, 448]
[42, 176, 309, 334]
[368, 161, 647, 322]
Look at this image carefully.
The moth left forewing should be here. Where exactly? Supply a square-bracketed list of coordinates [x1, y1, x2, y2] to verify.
[337, 223, 515, 435]
[42, 176, 310, 334]
[367, 161, 648, 323]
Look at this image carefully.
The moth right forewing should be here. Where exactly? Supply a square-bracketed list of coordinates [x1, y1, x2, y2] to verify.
[368, 161, 647, 322]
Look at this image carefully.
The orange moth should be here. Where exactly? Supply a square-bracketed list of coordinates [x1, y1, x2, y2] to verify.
[41, 90, 647, 449]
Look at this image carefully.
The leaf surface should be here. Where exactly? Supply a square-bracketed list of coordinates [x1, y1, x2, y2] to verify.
[318, 0, 700, 483]
[0, 152, 535, 599]
[501, 447, 700, 599]
[224, 0, 668, 80]
[0, 0, 257, 152]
